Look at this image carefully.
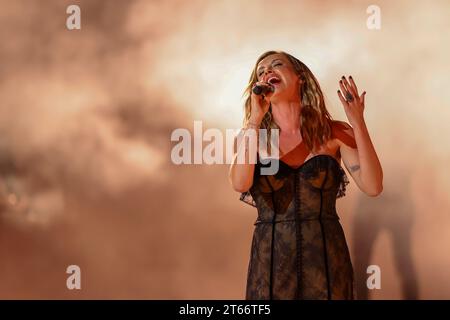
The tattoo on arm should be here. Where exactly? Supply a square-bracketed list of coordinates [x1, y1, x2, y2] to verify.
[349, 164, 360, 173]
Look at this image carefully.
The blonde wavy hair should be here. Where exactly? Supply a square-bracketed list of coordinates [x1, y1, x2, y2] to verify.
[242, 50, 333, 153]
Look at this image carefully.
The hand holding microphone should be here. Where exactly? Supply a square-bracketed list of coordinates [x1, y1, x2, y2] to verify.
[252, 82, 275, 95]
[249, 81, 274, 124]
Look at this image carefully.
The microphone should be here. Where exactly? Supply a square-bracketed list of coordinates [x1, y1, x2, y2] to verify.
[252, 83, 274, 95]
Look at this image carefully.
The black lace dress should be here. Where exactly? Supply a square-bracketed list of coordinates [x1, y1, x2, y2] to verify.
[240, 154, 354, 300]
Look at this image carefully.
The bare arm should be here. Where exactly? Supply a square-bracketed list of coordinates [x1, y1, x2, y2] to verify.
[338, 121, 383, 196]
[228, 81, 273, 193]
[228, 126, 259, 193]
[337, 76, 383, 196]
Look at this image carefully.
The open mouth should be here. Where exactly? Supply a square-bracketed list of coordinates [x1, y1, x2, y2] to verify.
[267, 76, 281, 85]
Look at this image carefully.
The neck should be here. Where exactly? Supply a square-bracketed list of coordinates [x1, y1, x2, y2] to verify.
[271, 98, 302, 135]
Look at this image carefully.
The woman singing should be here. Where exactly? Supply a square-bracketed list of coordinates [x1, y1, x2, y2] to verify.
[228, 50, 383, 300]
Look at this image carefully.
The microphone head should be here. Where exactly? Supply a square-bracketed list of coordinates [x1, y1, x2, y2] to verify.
[252, 84, 274, 95]
[252, 85, 263, 95]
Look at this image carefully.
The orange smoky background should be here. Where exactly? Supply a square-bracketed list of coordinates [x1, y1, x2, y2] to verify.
[0, 0, 449, 299]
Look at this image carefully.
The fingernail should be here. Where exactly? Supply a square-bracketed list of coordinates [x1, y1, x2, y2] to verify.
[339, 80, 342, 83]
[337, 90, 340, 93]
[349, 75, 353, 79]
[341, 76, 345, 79]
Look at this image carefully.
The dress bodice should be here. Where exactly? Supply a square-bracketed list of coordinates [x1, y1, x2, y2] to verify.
[240, 154, 350, 220]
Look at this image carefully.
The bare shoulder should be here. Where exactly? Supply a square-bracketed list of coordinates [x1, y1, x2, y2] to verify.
[331, 120, 354, 134]
[331, 120, 356, 148]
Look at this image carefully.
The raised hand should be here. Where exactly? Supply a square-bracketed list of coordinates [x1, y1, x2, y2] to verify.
[337, 75, 367, 127]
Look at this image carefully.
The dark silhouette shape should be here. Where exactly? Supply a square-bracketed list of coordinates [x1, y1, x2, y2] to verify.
[352, 168, 419, 299]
